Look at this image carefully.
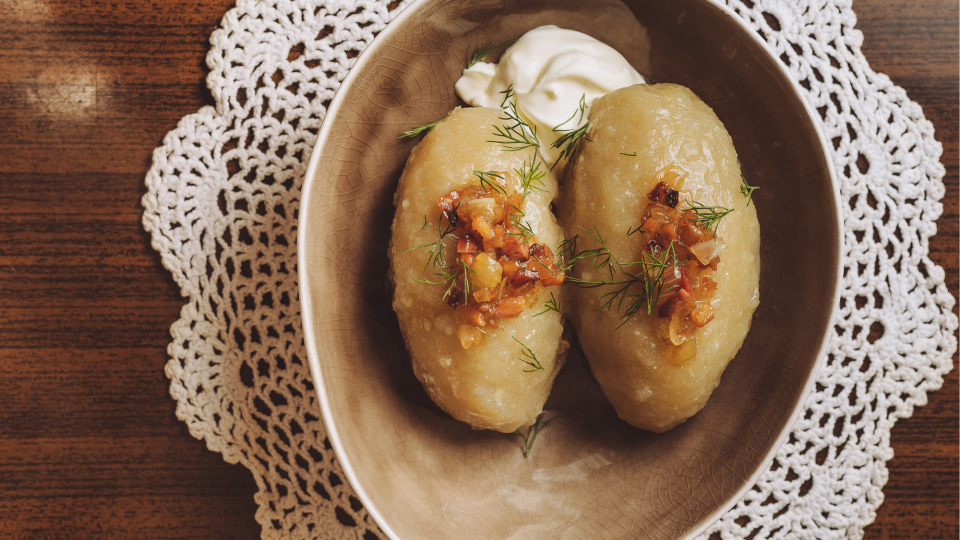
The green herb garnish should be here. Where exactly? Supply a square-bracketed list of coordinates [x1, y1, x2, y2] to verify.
[515, 155, 546, 200]
[564, 225, 680, 327]
[466, 41, 515, 68]
[514, 337, 544, 372]
[489, 86, 539, 152]
[398, 117, 444, 138]
[739, 174, 759, 206]
[513, 412, 557, 457]
[684, 201, 734, 233]
[473, 170, 508, 196]
[550, 94, 590, 170]
[533, 292, 560, 317]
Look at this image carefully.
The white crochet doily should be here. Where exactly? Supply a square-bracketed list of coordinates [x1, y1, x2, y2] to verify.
[141, 0, 957, 538]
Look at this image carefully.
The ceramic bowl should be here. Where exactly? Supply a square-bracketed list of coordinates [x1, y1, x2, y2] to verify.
[298, 0, 842, 538]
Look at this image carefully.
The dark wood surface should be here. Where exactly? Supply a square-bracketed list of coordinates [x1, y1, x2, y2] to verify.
[0, 0, 955, 539]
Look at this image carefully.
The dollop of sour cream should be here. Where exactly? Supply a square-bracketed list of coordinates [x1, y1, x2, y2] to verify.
[455, 25, 646, 166]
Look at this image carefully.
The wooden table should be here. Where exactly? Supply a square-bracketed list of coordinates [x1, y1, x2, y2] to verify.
[1, 0, 955, 538]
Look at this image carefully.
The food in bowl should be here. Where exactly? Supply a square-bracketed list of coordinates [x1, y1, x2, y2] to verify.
[393, 27, 761, 436]
[388, 106, 568, 433]
[559, 83, 761, 432]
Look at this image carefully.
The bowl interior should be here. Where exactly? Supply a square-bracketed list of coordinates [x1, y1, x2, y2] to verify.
[299, 0, 840, 538]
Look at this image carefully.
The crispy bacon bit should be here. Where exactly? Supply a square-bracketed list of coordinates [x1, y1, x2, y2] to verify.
[512, 267, 540, 287]
[502, 237, 530, 261]
[457, 234, 480, 254]
[647, 181, 679, 208]
[496, 297, 526, 318]
[437, 191, 460, 227]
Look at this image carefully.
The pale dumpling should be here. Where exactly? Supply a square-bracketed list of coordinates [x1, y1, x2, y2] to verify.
[389, 107, 568, 433]
[560, 83, 760, 432]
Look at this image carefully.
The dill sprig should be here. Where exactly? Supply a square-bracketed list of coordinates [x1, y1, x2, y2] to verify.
[398, 117, 444, 139]
[473, 170, 508, 196]
[466, 41, 515, 68]
[533, 292, 559, 317]
[489, 86, 539, 152]
[404, 213, 456, 272]
[413, 258, 475, 306]
[515, 155, 546, 200]
[739, 174, 759, 206]
[557, 235, 579, 272]
[620, 151, 637, 156]
[513, 337, 544, 372]
[564, 225, 680, 327]
[506, 214, 536, 242]
[684, 201, 734, 233]
[513, 412, 557, 457]
[550, 94, 590, 170]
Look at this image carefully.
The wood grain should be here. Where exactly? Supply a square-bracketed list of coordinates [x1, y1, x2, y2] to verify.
[0, 0, 954, 539]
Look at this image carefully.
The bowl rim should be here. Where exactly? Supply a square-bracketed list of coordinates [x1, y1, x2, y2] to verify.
[297, 0, 845, 538]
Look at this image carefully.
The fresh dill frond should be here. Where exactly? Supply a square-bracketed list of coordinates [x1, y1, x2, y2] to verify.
[398, 117, 444, 138]
[419, 215, 428, 232]
[533, 292, 560, 317]
[513, 337, 544, 372]
[506, 214, 536, 242]
[549, 95, 590, 170]
[413, 258, 475, 306]
[405, 239, 445, 273]
[563, 226, 681, 327]
[512, 412, 557, 457]
[637, 242, 679, 318]
[739, 174, 759, 206]
[499, 85, 515, 108]
[564, 224, 620, 278]
[550, 123, 590, 170]
[466, 41, 515, 68]
[489, 86, 540, 152]
[685, 201, 735, 233]
[515, 155, 546, 199]
[620, 151, 637, 156]
[473, 170, 508, 196]
[557, 235, 579, 271]
[553, 94, 588, 131]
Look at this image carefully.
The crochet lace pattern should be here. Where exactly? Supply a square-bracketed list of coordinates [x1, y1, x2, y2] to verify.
[141, 0, 957, 538]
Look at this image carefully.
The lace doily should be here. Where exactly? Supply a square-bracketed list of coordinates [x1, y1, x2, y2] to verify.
[141, 0, 957, 538]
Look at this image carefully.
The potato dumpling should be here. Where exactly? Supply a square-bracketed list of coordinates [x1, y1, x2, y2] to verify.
[389, 107, 568, 433]
[560, 83, 760, 433]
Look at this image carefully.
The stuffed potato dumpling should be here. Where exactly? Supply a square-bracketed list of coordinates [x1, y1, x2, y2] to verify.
[389, 107, 568, 433]
[561, 84, 760, 432]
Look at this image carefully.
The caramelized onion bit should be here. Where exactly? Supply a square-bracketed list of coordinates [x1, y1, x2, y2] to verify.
[669, 339, 697, 365]
[457, 324, 484, 349]
[691, 303, 714, 327]
[689, 238, 724, 267]
[496, 297, 526, 318]
[472, 253, 503, 290]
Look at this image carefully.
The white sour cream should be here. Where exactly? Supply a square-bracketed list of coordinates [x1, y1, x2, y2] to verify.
[455, 25, 646, 166]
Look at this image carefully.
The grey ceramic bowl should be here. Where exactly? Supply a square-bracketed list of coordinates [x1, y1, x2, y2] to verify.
[298, 0, 842, 538]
